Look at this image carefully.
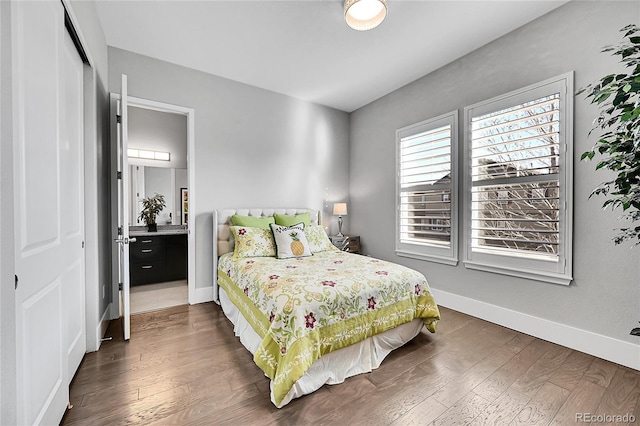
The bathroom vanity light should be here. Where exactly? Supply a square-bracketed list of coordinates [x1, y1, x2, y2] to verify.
[128, 148, 171, 161]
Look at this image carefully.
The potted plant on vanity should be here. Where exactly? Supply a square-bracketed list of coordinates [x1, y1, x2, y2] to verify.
[138, 193, 166, 232]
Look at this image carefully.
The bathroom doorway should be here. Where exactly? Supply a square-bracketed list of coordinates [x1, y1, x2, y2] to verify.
[127, 106, 188, 313]
[111, 90, 196, 329]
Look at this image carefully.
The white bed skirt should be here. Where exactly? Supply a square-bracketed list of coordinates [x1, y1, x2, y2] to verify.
[219, 287, 424, 408]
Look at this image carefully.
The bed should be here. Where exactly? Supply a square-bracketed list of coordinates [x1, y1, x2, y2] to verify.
[213, 208, 440, 408]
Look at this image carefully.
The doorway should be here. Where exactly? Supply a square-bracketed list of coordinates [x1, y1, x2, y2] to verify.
[110, 93, 196, 327]
[127, 106, 188, 314]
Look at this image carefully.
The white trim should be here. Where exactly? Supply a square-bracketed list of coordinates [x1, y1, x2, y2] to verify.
[93, 302, 113, 351]
[112, 94, 197, 307]
[462, 72, 574, 285]
[212, 210, 219, 303]
[193, 285, 214, 305]
[99, 302, 111, 339]
[60, 0, 106, 356]
[396, 110, 458, 265]
[431, 288, 640, 371]
[186, 108, 196, 306]
[82, 64, 103, 352]
[396, 250, 458, 266]
[464, 260, 572, 286]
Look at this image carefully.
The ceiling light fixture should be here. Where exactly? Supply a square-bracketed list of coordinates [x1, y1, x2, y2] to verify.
[344, 0, 387, 31]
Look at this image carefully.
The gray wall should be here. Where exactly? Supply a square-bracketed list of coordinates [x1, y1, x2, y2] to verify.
[350, 1, 640, 345]
[108, 47, 351, 290]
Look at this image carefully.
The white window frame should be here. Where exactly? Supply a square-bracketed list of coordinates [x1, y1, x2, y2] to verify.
[396, 111, 458, 265]
[463, 73, 573, 285]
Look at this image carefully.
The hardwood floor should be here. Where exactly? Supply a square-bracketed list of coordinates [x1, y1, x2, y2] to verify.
[62, 303, 640, 425]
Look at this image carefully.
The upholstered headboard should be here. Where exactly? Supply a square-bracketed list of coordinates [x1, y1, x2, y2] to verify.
[212, 208, 321, 303]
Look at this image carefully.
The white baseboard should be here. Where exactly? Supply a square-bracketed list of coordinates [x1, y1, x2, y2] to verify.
[431, 288, 640, 371]
[99, 303, 112, 342]
[89, 303, 113, 352]
[190, 285, 214, 305]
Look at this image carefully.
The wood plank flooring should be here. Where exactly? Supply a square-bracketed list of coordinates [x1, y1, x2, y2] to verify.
[61, 303, 640, 425]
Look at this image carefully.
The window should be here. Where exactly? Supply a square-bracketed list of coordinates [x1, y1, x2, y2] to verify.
[396, 111, 458, 265]
[463, 73, 573, 285]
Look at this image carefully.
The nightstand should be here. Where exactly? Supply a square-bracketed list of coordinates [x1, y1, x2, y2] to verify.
[329, 235, 360, 254]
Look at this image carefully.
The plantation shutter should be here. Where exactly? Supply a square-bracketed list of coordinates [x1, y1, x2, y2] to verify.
[399, 124, 452, 246]
[470, 94, 561, 259]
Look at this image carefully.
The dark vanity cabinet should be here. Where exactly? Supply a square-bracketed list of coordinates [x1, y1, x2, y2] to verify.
[129, 234, 187, 285]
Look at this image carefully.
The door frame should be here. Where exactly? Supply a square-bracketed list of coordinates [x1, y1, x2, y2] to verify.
[61, 0, 106, 355]
[110, 94, 196, 320]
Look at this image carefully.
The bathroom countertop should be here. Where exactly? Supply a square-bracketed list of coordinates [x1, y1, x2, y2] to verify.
[129, 225, 188, 237]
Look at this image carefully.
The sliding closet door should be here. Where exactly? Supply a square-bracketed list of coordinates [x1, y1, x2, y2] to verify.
[12, 1, 85, 423]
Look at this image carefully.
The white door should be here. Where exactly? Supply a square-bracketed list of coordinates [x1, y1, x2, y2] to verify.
[116, 74, 132, 340]
[61, 25, 86, 381]
[13, 1, 85, 423]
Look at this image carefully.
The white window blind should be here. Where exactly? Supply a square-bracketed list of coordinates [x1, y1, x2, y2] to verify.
[470, 94, 560, 259]
[464, 73, 573, 285]
[396, 111, 458, 265]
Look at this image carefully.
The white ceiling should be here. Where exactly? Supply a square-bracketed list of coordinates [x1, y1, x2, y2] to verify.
[95, 0, 567, 112]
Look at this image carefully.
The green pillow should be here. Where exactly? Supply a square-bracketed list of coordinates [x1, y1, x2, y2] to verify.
[274, 212, 311, 227]
[230, 214, 275, 229]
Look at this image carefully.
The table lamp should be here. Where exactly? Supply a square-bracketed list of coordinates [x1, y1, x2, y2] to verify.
[333, 203, 348, 237]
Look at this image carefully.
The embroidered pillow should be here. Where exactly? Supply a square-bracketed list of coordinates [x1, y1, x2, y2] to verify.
[230, 226, 276, 258]
[306, 225, 338, 253]
[270, 223, 312, 259]
[274, 212, 311, 227]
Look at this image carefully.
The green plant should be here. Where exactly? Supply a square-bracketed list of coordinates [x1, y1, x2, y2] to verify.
[579, 24, 640, 245]
[138, 193, 166, 226]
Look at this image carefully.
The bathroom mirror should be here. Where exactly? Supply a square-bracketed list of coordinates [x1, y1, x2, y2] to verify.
[129, 165, 187, 226]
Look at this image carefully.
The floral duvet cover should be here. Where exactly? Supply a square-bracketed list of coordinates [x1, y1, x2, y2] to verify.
[217, 250, 440, 407]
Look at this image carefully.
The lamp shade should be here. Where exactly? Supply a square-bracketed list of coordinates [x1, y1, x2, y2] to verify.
[333, 203, 348, 216]
[344, 0, 387, 31]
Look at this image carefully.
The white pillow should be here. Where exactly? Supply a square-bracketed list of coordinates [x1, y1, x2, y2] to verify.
[269, 223, 312, 259]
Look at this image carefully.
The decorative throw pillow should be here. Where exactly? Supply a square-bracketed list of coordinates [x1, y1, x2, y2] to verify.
[306, 225, 338, 253]
[270, 223, 312, 259]
[230, 226, 276, 258]
[231, 214, 275, 229]
[274, 212, 311, 227]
